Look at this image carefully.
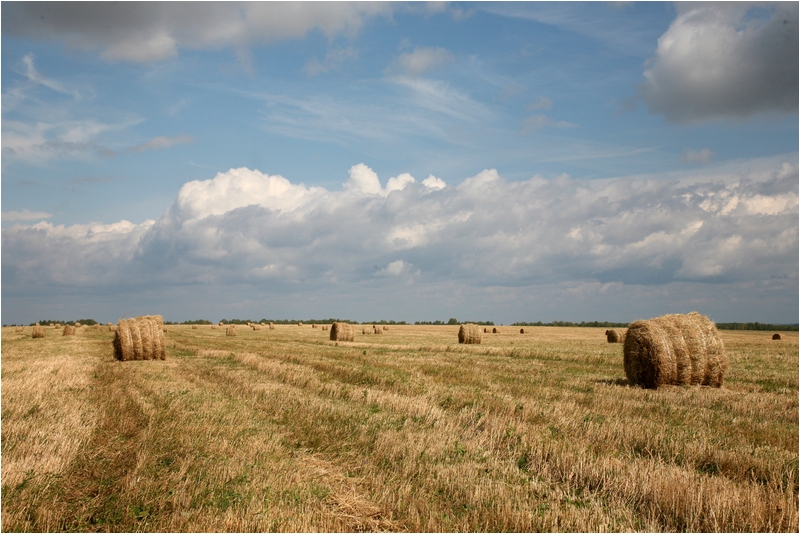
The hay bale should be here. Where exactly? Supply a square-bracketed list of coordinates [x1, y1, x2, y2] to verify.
[362, 328, 368, 334]
[298, 322, 303, 326]
[492, 327, 499, 334]
[15, 326, 23, 332]
[252, 325, 261, 331]
[63, 325, 76, 336]
[211, 325, 217, 330]
[31, 326, 46, 338]
[269, 323, 275, 330]
[520, 328, 526, 334]
[322, 325, 328, 331]
[772, 333, 782, 340]
[112, 316, 165, 361]
[383, 325, 388, 331]
[330, 322, 355, 342]
[623, 312, 726, 389]
[192, 325, 198, 329]
[74, 322, 81, 328]
[458, 324, 482, 344]
[226, 325, 237, 337]
[373, 327, 382, 335]
[312, 324, 317, 329]
[109, 325, 117, 332]
[606, 329, 624, 343]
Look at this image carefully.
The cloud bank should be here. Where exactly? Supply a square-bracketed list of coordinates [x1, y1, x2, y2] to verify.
[1, 2, 392, 62]
[3, 161, 797, 323]
[641, 3, 799, 122]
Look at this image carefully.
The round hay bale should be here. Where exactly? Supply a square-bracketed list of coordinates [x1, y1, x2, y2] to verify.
[606, 329, 624, 343]
[35, 322, 40, 326]
[192, 325, 198, 329]
[298, 322, 303, 326]
[362, 328, 368, 334]
[383, 325, 388, 331]
[15, 326, 23, 333]
[31, 326, 46, 338]
[458, 324, 482, 345]
[63, 325, 76, 336]
[74, 322, 81, 328]
[772, 333, 782, 340]
[109, 325, 117, 332]
[54, 324, 60, 329]
[269, 323, 275, 330]
[93, 324, 100, 330]
[492, 327, 499, 334]
[623, 312, 727, 389]
[520, 328, 526, 334]
[113, 320, 133, 361]
[330, 322, 354, 342]
[219, 322, 224, 326]
[322, 325, 328, 331]
[211, 325, 217, 330]
[226, 325, 237, 337]
[373, 327, 382, 335]
[312, 324, 317, 329]
[252, 325, 261, 331]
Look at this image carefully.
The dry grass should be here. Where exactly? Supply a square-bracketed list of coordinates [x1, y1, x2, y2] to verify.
[2, 324, 797, 532]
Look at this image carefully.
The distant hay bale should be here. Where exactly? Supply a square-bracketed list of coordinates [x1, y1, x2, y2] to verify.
[31, 326, 46, 338]
[269, 323, 275, 330]
[109, 325, 117, 332]
[362, 328, 368, 334]
[63, 325, 76, 336]
[15, 326, 23, 332]
[520, 328, 526, 334]
[252, 325, 261, 331]
[623, 312, 727, 389]
[107, 322, 112, 326]
[330, 322, 355, 342]
[53, 324, 60, 329]
[312, 324, 317, 329]
[383, 325, 388, 331]
[93, 324, 100, 330]
[192, 325, 198, 329]
[211, 325, 217, 330]
[484, 327, 490, 333]
[74, 322, 81, 328]
[226, 325, 237, 337]
[458, 324, 482, 344]
[322, 325, 328, 331]
[772, 333, 782, 340]
[606, 329, 624, 343]
[373, 327, 382, 335]
[298, 322, 303, 326]
[35, 322, 40, 326]
[492, 327, 499, 334]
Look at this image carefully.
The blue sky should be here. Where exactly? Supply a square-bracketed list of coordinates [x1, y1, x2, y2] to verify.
[2, 1, 798, 325]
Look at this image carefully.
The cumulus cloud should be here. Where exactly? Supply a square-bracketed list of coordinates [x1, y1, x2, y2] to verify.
[1, 2, 392, 63]
[386, 47, 455, 77]
[640, 3, 799, 122]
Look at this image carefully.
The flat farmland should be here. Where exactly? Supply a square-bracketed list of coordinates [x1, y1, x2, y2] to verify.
[2, 324, 797, 532]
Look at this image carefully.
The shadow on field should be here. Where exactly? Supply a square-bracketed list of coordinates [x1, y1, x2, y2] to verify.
[595, 377, 631, 387]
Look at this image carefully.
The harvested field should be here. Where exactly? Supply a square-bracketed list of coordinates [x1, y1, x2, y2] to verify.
[2, 324, 797, 532]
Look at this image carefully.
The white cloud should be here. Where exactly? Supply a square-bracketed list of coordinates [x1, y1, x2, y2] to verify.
[2, 209, 53, 222]
[520, 114, 577, 134]
[2, 160, 797, 322]
[1, 3, 393, 63]
[127, 134, 195, 153]
[304, 47, 358, 76]
[680, 148, 714, 165]
[386, 47, 455, 77]
[527, 97, 553, 112]
[640, 3, 799, 122]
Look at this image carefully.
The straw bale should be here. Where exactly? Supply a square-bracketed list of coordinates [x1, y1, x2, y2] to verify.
[312, 324, 318, 329]
[269, 323, 275, 330]
[492, 327, 499, 334]
[211, 325, 217, 330]
[74, 322, 81, 327]
[15, 326, 23, 332]
[322, 325, 328, 331]
[109, 325, 117, 332]
[35, 322, 40, 326]
[298, 322, 303, 326]
[226, 325, 237, 337]
[63, 325, 76, 336]
[383, 325, 388, 331]
[606, 329, 624, 343]
[772, 333, 782, 340]
[373, 327, 382, 335]
[362, 328, 368, 334]
[192, 325, 198, 329]
[458, 324, 482, 344]
[520, 328, 526, 334]
[251, 325, 261, 330]
[330, 322, 355, 342]
[623, 312, 726, 389]
[31, 326, 46, 338]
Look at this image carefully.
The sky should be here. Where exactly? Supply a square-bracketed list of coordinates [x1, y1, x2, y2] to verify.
[1, 1, 798, 325]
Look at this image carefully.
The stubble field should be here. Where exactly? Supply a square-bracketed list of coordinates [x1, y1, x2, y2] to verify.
[2, 324, 797, 532]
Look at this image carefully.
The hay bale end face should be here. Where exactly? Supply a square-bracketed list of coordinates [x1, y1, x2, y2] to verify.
[623, 312, 726, 389]
[63, 325, 76, 336]
[192, 325, 198, 329]
[31, 326, 46, 338]
[373, 327, 382, 335]
[606, 329, 624, 343]
[520, 328, 526, 334]
[458, 324, 482, 345]
[492, 327, 499, 334]
[772, 333, 782, 340]
[330, 322, 355, 342]
[226, 326, 237, 337]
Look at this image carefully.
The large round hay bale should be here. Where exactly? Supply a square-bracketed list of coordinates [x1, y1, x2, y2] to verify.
[74, 322, 81, 328]
[192, 325, 198, 329]
[606, 329, 624, 343]
[458, 324, 482, 344]
[484, 327, 490, 333]
[226, 325, 237, 337]
[330, 322, 354, 342]
[362, 328, 368, 334]
[298, 322, 303, 326]
[623, 312, 726, 389]
[383, 325, 388, 331]
[31, 326, 46, 338]
[63, 325, 76, 336]
[492, 327, 499, 334]
[520, 328, 526, 334]
[15, 326, 23, 333]
[113, 316, 165, 361]
[312, 324, 317, 329]
[772, 333, 782, 340]
[252, 324, 261, 331]
[114, 320, 134, 361]
[322, 325, 328, 331]
[373, 327, 382, 335]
